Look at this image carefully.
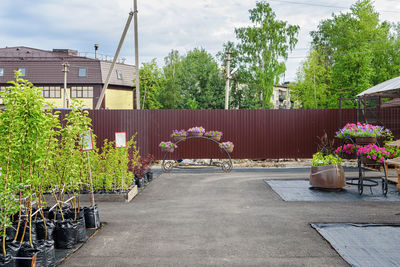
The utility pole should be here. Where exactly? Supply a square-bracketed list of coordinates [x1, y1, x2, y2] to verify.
[95, 12, 133, 110]
[134, 0, 140, 110]
[224, 50, 231, 110]
[62, 62, 70, 108]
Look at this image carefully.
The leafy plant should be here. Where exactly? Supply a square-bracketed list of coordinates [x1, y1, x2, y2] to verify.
[187, 126, 205, 134]
[219, 141, 234, 150]
[159, 141, 177, 150]
[312, 152, 342, 166]
[170, 129, 187, 137]
[336, 123, 392, 139]
[357, 144, 390, 163]
[133, 154, 154, 179]
[205, 131, 223, 138]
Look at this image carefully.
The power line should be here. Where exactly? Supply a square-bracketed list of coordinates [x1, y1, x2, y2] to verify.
[268, 0, 400, 14]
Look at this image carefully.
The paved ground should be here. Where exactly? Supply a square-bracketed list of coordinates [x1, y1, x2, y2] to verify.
[62, 167, 400, 266]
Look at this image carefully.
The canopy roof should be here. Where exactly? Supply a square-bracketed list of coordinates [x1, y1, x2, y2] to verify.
[357, 76, 400, 96]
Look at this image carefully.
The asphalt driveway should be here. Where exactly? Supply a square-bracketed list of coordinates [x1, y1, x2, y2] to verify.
[62, 167, 400, 266]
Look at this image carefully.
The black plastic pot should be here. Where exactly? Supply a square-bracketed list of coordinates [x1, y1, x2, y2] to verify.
[76, 217, 87, 242]
[83, 205, 101, 229]
[5, 241, 20, 258]
[136, 178, 144, 188]
[44, 240, 55, 267]
[17, 220, 37, 243]
[19, 241, 46, 267]
[49, 207, 73, 221]
[0, 254, 15, 267]
[146, 172, 153, 182]
[55, 219, 78, 249]
[36, 219, 56, 241]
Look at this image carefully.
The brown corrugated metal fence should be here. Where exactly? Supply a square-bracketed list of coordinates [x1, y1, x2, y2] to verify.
[57, 109, 359, 160]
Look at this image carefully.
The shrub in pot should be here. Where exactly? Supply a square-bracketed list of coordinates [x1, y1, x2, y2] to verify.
[187, 126, 205, 136]
[219, 141, 234, 153]
[205, 131, 223, 141]
[159, 141, 177, 153]
[310, 133, 345, 190]
[171, 130, 187, 142]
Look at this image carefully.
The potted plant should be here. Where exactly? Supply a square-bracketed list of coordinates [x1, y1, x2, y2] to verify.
[310, 133, 345, 190]
[356, 144, 390, 165]
[159, 141, 177, 153]
[205, 131, 223, 142]
[219, 141, 234, 153]
[171, 130, 187, 142]
[336, 123, 392, 145]
[187, 126, 205, 137]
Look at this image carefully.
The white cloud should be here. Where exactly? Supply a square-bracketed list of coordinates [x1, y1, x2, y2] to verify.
[1, 0, 400, 82]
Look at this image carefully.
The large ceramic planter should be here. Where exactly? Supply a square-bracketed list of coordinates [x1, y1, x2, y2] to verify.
[310, 165, 345, 189]
[355, 137, 376, 145]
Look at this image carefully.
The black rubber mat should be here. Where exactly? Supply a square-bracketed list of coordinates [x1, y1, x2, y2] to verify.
[265, 179, 400, 201]
[312, 223, 400, 267]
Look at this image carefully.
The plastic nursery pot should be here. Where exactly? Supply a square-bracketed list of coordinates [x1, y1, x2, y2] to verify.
[55, 219, 78, 249]
[44, 240, 56, 267]
[5, 241, 21, 258]
[136, 177, 145, 188]
[16, 220, 37, 243]
[18, 242, 43, 267]
[49, 207, 73, 221]
[143, 175, 149, 184]
[0, 253, 15, 267]
[146, 172, 153, 182]
[84, 205, 101, 229]
[36, 219, 56, 241]
[76, 216, 88, 243]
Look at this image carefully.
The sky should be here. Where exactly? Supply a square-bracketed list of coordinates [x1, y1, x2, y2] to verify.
[1, 0, 400, 82]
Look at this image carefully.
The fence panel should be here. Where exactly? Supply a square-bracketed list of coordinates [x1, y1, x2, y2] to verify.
[56, 109, 359, 160]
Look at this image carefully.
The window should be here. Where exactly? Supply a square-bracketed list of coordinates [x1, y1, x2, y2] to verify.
[42, 86, 61, 98]
[71, 86, 93, 98]
[78, 68, 87, 77]
[0, 68, 3, 77]
[116, 70, 123, 80]
[18, 68, 26, 77]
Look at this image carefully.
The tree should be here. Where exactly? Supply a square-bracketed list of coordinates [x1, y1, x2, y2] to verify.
[294, 0, 400, 108]
[161, 50, 183, 109]
[139, 59, 164, 109]
[176, 48, 225, 109]
[234, 1, 299, 108]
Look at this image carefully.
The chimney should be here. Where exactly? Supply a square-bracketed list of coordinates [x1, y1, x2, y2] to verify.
[94, 44, 99, 59]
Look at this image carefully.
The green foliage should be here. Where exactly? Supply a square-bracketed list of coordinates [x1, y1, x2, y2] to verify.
[94, 135, 139, 191]
[312, 152, 342, 166]
[234, 0, 299, 108]
[139, 59, 165, 109]
[293, 0, 400, 108]
[0, 71, 60, 251]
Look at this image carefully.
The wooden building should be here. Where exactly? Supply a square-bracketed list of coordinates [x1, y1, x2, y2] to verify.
[0, 46, 136, 109]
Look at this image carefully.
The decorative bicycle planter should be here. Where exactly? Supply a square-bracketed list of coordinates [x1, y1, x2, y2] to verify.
[339, 137, 388, 196]
[161, 136, 233, 173]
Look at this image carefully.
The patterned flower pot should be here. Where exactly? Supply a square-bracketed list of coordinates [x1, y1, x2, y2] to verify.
[221, 147, 233, 153]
